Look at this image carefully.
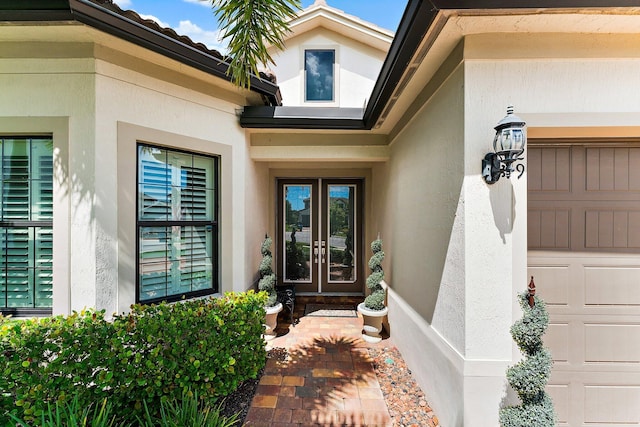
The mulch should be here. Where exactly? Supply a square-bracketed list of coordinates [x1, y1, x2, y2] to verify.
[369, 346, 440, 427]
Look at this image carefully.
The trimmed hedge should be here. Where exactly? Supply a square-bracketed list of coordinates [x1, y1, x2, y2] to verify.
[0, 291, 267, 425]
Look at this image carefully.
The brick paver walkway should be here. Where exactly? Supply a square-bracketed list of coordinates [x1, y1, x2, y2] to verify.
[244, 297, 392, 427]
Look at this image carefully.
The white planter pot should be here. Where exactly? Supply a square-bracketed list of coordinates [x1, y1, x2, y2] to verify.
[357, 302, 388, 343]
[264, 302, 283, 341]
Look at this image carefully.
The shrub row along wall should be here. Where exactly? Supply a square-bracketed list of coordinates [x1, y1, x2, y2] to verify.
[0, 291, 267, 424]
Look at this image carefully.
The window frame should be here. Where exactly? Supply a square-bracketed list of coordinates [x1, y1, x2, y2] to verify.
[303, 48, 337, 103]
[0, 135, 53, 316]
[135, 143, 219, 304]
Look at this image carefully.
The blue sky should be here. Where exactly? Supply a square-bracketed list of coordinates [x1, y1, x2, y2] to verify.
[111, 0, 404, 53]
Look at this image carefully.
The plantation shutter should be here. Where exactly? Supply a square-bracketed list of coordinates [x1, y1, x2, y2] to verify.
[1, 137, 53, 310]
[137, 145, 217, 303]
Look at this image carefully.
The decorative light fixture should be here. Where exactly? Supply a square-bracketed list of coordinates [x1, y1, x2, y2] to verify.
[482, 105, 527, 184]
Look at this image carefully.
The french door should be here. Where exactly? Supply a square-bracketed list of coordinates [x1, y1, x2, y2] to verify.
[277, 179, 363, 294]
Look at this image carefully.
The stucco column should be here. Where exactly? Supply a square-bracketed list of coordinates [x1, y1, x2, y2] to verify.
[461, 104, 519, 426]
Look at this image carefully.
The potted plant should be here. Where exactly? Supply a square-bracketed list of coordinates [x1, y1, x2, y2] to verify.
[357, 237, 388, 343]
[258, 235, 282, 340]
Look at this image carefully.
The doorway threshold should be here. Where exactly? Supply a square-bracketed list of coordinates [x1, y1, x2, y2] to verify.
[296, 292, 364, 297]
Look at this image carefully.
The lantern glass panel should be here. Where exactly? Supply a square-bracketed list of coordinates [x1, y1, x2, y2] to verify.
[494, 127, 525, 154]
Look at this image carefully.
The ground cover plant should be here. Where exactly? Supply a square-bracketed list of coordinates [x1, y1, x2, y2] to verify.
[0, 291, 267, 426]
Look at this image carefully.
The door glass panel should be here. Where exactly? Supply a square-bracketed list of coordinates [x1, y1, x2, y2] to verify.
[283, 185, 311, 282]
[327, 185, 356, 283]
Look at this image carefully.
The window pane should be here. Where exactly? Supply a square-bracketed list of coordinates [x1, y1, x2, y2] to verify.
[139, 262, 168, 301]
[305, 50, 334, 101]
[2, 139, 30, 220]
[31, 140, 53, 220]
[3, 228, 32, 307]
[182, 225, 213, 291]
[34, 227, 53, 307]
[138, 147, 169, 220]
[137, 144, 217, 302]
[180, 168, 211, 221]
[328, 185, 356, 283]
[140, 226, 169, 264]
[167, 151, 191, 221]
[284, 185, 312, 282]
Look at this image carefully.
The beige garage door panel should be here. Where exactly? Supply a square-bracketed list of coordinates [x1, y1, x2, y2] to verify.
[529, 254, 640, 315]
[548, 372, 640, 426]
[528, 144, 640, 426]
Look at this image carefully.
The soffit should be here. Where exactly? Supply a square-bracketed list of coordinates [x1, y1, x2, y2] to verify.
[377, 8, 640, 135]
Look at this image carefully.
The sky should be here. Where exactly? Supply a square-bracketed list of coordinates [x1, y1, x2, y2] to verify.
[111, 0, 405, 54]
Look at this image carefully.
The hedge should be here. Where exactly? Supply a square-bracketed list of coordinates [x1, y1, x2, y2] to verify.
[0, 291, 267, 425]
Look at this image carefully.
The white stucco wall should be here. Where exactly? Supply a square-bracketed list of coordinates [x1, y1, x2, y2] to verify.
[270, 29, 387, 107]
[375, 64, 470, 427]
[376, 32, 640, 426]
[102, 58, 260, 315]
[0, 38, 262, 316]
[0, 55, 96, 315]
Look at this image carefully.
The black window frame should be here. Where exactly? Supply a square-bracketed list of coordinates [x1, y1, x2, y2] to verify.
[135, 143, 219, 305]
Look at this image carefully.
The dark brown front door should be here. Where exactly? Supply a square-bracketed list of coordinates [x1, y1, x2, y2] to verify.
[277, 179, 363, 294]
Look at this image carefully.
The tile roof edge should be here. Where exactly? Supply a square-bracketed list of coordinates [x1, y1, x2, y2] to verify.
[70, 0, 281, 105]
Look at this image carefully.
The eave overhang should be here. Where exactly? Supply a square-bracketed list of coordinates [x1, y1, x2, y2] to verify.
[241, 107, 364, 130]
[241, 0, 640, 129]
[0, 0, 282, 106]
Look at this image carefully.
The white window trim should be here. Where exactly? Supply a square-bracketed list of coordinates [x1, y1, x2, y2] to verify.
[0, 117, 69, 316]
[301, 45, 340, 107]
[117, 122, 231, 314]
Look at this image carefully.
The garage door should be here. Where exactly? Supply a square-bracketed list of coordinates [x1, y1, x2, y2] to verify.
[528, 143, 640, 426]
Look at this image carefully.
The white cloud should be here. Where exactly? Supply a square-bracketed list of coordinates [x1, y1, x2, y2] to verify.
[137, 15, 227, 54]
[183, 0, 212, 7]
[138, 14, 170, 28]
[306, 55, 320, 77]
[175, 20, 227, 54]
[112, 0, 132, 8]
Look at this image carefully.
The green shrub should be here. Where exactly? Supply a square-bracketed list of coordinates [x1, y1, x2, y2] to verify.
[329, 247, 344, 264]
[0, 310, 122, 424]
[0, 291, 267, 425]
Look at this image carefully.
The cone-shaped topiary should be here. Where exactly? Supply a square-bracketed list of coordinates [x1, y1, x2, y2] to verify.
[500, 277, 556, 427]
[258, 235, 278, 307]
[364, 238, 386, 311]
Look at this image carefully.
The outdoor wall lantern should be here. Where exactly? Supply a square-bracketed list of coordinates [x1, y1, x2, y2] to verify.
[482, 105, 527, 184]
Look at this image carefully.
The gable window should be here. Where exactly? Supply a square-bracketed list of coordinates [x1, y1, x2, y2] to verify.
[137, 144, 218, 303]
[0, 136, 53, 314]
[305, 49, 335, 102]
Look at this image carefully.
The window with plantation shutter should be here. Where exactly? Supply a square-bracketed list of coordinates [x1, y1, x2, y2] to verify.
[0, 137, 53, 314]
[137, 144, 218, 303]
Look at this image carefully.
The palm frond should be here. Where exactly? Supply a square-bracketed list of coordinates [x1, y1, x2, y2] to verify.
[212, 0, 301, 89]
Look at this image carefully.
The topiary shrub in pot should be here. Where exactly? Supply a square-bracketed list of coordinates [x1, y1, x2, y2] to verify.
[357, 237, 388, 343]
[500, 277, 556, 427]
[258, 235, 282, 339]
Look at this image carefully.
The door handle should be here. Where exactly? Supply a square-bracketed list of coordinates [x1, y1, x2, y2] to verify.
[313, 241, 319, 264]
[321, 241, 326, 264]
